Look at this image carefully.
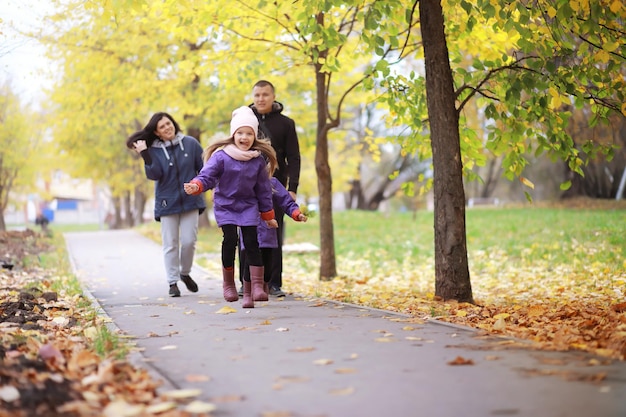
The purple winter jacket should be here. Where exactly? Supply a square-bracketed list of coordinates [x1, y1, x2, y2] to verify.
[242, 177, 303, 249]
[190, 150, 274, 227]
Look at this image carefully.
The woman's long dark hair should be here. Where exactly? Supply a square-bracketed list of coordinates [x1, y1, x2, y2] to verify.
[126, 112, 181, 149]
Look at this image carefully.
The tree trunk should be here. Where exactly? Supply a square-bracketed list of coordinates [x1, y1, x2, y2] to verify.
[420, 0, 474, 303]
[314, 20, 337, 280]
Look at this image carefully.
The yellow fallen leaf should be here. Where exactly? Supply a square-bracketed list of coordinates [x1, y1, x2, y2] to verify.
[103, 400, 144, 417]
[493, 318, 506, 331]
[185, 400, 217, 413]
[145, 402, 177, 413]
[216, 306, 237, 314]
[456, 310, 468, 317]
[493, 313, 510, 320]
[261, 411, 294, 417]
[290, 347, 315, 352]
[83, 326, 98, 340]
[334, 368, 357, 374]
[375, 337, 395, 342]
[185, 374, 211, 382]
[313, 359, 334, 365]
[259, 319, 272, 325]
[209, 394, 245, 403]
[163, 388, 202, 399]
[527, 305, 545, 317]
[160, 345, 178, 350]
[329, 387, 355, 396]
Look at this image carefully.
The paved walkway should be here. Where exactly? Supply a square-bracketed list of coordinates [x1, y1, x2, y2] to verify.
[64, 229, 626, 417]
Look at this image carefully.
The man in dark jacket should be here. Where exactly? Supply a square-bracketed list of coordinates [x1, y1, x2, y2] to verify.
[244, 80, 301, 297]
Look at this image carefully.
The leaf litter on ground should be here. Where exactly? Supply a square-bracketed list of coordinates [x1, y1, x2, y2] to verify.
[0, 230, 214, 417]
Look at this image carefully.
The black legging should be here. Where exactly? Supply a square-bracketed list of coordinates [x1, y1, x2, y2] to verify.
[222, 225, 261, 281]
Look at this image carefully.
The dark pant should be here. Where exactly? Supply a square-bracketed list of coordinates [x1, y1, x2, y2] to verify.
[269, 207, 285, 288]
[222, 225, 261, 281]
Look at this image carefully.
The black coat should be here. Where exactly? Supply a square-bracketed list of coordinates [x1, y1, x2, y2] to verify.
[250, 102, 301, 194]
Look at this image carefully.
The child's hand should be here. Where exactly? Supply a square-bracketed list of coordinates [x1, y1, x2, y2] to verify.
[183, 182, 199, 194]
[265, 219, 278, 228]
[297, 213, 308, 222]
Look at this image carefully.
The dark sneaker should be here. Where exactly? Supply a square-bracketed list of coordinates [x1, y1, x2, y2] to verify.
[269, 286, 286, 297]
[169, 283, 181, 297]
[237, 285, 244, 297]
[180, 274, 198, 292]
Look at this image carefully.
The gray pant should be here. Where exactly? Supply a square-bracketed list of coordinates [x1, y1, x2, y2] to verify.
[160, 210, 199, 285]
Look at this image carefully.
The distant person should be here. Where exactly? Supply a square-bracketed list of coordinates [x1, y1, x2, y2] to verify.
[127, 112, 206, 298]
[241, 80, 301, 298]
[240, 176, 308, 295]
[183, 106, 278, 308]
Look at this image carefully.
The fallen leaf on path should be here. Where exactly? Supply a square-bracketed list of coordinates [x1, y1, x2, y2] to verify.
[275, 327, 289, 332]
[185, 400, 217, 413]
[162, 388, 202, 399]
[448, 356, 475, 365]
[216, 306, 237, 314]
[313, 359, 334, 365]
[160, 345, 178, 350]
[260, 319, 272, 325]
[375, 337, 396, 342]
[329, 386, 355, 396]
[209, 394, 245, 403]
[185, 374, 211, 382]
[145, 402, 177, 413]
[261, 411, 294, 417]
[334, 367, 357, 374]
[290, 346, 315, 352]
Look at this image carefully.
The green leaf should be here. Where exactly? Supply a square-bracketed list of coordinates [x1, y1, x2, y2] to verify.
[559, 180, 572, 191]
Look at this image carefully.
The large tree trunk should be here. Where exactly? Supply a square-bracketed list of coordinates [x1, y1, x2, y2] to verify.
[420, 0, 474, 303]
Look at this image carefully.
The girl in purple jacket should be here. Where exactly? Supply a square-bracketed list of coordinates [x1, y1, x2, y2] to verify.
[184, 107, 278, 308]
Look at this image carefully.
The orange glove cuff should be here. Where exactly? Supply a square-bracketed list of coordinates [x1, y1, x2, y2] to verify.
[260, 209, 275, 221]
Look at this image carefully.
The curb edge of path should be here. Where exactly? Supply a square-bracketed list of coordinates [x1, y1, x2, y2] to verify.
[64, 237, 181, 394]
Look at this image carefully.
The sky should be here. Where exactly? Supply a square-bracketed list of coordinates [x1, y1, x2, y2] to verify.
[0, 0, 56, 106]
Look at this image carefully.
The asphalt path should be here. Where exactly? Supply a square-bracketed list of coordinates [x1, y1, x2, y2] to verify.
[64, 229, 626, 417]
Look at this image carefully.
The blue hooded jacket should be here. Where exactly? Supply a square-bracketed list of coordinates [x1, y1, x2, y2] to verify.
[144, 132, 206, 221]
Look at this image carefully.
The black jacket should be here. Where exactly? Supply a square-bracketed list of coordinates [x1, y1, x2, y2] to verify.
[250, 102, 301, 194]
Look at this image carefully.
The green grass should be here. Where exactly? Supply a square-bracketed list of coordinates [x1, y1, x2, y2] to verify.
[135, 205, 626, 280]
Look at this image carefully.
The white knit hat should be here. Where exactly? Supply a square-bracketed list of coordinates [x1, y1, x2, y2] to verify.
[230, 106, 259, 137]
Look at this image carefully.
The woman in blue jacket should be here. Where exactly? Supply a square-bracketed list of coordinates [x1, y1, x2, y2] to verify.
[129, 112, 206, 297]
